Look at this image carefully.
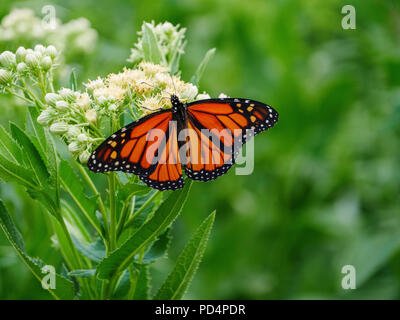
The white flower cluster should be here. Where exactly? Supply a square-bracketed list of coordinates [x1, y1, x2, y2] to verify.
[0, 8, 97, 57]
[128, 21, 186, 66]
[0, 45, 57, 86]
[36, 61, 202, 163]
[37, 87, 98, 163]
[86, 61, 199, 115]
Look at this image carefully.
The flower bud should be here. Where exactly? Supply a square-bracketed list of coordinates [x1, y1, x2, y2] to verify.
[40, 56, 52, 71]
[50, 122, 69, 134]
[44, 93, 60, 105]
[181, 83, 198, 101]
[68, 142, 81, 153]
[34, 44, 46, 54]
[79, 150, 91, 164]
[68, 126, 81, 138]
[45, 45, 58, 59]
[16, 47, 27, 62]
[0, 51, 16, 68]
[25, 53, 39, 68]
[108, 103, 118, 112]
[16, 62, 27, 73]
[55, 100, 69, 111]
[77, 133, 88, 142]
[59, 88, 76, 101]
[76, 93, 91, 110]
[85, 109, 97, 123]
[0, 69, 12, 85]
[196, 93, 211, 100]
[37, 109, 54, 125]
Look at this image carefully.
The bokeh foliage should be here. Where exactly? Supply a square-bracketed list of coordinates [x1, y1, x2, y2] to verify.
[1, 0, 400, 299]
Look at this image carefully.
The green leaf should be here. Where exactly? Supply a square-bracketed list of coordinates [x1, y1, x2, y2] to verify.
[141, 228, 171, 264]
[190, 48, 216, 86]
[25, 107, 60, 209]
[0, 200, 75, 299]
[113, 269, 131, 299]
[60, 160, 100, 234]
[0, 125, 25, 164]
[116, 182, 149, 216]
[133, 264, 150, 300]
[154, 211, 215, 300]
[142, 23, 164, 64]
[70, 69, 78, 91]
[0, 152, 37, 188]
[68, 269, 96, 278]
[96, 181, 193, 279]
[10, 123, 49, 189]
[25, 107, 47, 159]
[72, 236, 106, 263]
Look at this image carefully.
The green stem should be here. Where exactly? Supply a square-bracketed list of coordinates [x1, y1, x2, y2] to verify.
[127, 249, 145, 299]
[108, 173, 117, 251]
[16, 80, 44, 109]
[6, 88, 33, 104]
[116, 195, 134, 238]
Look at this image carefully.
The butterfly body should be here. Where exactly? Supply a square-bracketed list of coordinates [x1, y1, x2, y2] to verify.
[88, 95, 278, 190]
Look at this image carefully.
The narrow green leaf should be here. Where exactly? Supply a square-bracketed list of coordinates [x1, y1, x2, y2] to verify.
[72, 236, 106, 263]
[133, 264, 150, 300]
[70, 69, 78, 91]
[96, 181, 193, 279]
[25, 107, 47, 157]
[0, 200, 75, 300]
[190, 48, 216, 86]
[68, 269, 96, 278]
[0, 125, 25, 164]
[10, 123, 49, 189]
[141, 228, 171, 264]
[142, 23, 164, 64]
[60, 160, 100, 233]
[154, 211, 215, 300]
[0, 152, 37, 188]
[113, 270, 131, 299]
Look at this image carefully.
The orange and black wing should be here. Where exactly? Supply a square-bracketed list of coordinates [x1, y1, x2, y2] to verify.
[87, 110, 184, 190]
[184, 98, 278, 181]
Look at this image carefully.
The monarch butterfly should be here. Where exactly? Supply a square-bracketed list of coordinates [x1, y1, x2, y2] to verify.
[87, 95, 278, 190]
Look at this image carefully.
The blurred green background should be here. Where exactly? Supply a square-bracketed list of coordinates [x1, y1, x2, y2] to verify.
[1, 0, 400, 299]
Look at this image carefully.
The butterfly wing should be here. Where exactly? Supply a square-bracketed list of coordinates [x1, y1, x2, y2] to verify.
[87, 110, 184, 190]
[184, 98, 278, 181]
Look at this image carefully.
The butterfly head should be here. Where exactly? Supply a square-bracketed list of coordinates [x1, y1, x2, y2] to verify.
[170, 94, 181, 111]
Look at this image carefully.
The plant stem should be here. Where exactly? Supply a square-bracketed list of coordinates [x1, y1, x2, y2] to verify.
[108, 173, 117, 251]
[127, 249, 145, 299]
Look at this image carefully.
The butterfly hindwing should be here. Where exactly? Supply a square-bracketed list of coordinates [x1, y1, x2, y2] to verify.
[139, 118, 184, 190]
